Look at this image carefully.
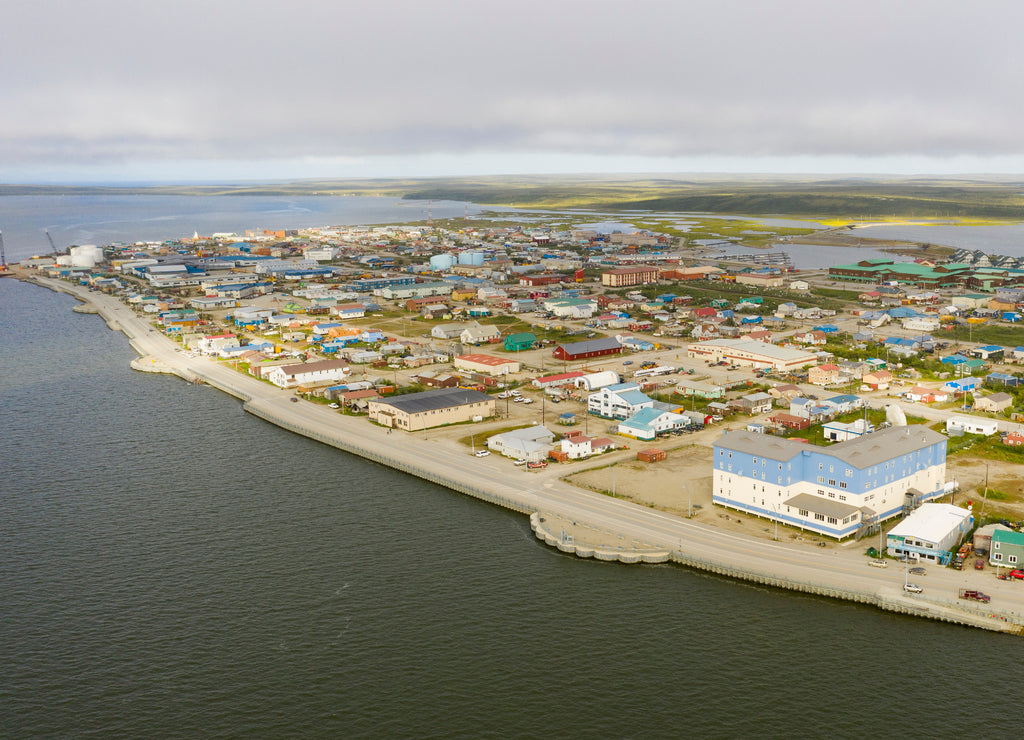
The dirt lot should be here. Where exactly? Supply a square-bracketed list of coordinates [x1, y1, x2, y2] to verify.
[565, 443, 714, 518]
[947, 456, 1024, 521]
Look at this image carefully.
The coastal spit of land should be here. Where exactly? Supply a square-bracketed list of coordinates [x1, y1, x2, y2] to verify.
[21, 269, 1024, 634]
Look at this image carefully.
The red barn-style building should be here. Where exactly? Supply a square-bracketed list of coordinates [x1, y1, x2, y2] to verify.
[552, 337, 623, 362]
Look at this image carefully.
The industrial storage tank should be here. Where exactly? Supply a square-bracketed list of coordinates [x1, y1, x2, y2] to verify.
[56, 245, 105, 268]
[429, 254, 455, 271]
[458, 251, 485, 266]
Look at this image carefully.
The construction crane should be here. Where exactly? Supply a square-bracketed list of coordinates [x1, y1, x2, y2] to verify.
[45, 229, 58, 254]
[0, 230, 8, 272]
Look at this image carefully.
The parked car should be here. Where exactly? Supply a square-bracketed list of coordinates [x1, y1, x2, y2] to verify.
[1009, 569, 1024, 580]
[527, 461, 547, 469]
[959, 589, 991, 603]
[513, 459, 527, 466]
[975, 559, 985, 570]
[474, 450, 490, 457]
[868, 559, 888, 568]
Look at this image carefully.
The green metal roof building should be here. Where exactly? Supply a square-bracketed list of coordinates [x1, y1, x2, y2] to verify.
[990, 529, 1024, 570]
[504, 332, 537, 352]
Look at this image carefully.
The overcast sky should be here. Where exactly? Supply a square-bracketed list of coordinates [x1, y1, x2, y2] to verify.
[4, 0, 1024, 182]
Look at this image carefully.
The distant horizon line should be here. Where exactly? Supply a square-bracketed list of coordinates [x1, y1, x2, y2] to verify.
[5, 171, 1024, 188]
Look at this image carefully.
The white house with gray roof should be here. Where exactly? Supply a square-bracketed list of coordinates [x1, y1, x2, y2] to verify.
[486, 426, 556, 462]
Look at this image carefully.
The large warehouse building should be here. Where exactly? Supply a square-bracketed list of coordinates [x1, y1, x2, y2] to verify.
[367, 387, 495, 431]
[454, 353, 521, 377]
[553, 337, 623, 362]
[712, 425, 948, 539]
[687, 338, 816, 372]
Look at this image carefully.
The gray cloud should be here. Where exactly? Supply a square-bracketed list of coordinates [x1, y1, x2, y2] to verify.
[3, 0, 1024, 178]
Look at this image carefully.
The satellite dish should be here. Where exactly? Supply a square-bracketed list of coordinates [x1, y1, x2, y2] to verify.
[884, 403, 907, 427]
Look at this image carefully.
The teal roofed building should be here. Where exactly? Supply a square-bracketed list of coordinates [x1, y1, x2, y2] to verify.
[828, 259, 973, 288]
[989, 529, 1024, 569]
[504, 332, 537, 351]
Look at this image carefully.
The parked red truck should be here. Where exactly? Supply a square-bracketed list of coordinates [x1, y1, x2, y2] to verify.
[959, 589, 991, 603]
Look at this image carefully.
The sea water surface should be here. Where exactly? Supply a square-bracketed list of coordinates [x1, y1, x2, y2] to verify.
[0, 194, 486, 260]
[4, 199, 1024, 738]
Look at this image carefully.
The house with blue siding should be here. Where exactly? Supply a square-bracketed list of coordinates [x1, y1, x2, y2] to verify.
[943, 377, 980, 394]
[713, 425, 948, 539]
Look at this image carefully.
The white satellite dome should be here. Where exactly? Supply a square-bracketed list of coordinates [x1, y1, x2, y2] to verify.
[884, 403, 907, 427]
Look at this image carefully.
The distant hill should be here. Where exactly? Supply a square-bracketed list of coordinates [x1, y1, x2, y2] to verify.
[3, 175, 1024, 219]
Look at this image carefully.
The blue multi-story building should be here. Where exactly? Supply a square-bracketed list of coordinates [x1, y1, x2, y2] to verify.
[713, 425, 947, 539]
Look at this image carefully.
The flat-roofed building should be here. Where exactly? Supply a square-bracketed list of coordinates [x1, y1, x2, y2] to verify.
[713, 425, 948, 539]
[887, 503, 973, 565]
[735, 273, 784, 288]
[454, 353, 521, 377]
[687, 338, 816, 372]
[601, 266, 659, 287]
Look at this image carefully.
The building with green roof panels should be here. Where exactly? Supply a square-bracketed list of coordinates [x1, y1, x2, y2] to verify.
[829, 259, 973, 288]
[504, 332, 537, 352]
[989, 529, 1024, 570]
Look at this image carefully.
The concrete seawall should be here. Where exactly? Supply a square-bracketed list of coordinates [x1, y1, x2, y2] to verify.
[24, 272, 1024, 635]
[244, 400, 534, 516]
[529, 511, 1022, 632]
[531, 513, 671, 563]
[666, 550, 1023, 633]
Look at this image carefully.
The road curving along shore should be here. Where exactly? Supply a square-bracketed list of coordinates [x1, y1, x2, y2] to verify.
[20, 269, 1024, 635]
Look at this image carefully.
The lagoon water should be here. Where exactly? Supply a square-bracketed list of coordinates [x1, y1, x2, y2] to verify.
[3, 197, 1024, 737]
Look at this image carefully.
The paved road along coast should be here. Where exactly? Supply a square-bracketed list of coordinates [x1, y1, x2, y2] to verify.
[26, 271, 1024, 634]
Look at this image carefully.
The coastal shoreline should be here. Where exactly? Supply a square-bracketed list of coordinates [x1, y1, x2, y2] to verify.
[20, 269, 1024, 634]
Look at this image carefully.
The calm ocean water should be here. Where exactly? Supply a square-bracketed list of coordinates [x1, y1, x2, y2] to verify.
[0, 194, 485, 261]
[3, 198, 1024, 737]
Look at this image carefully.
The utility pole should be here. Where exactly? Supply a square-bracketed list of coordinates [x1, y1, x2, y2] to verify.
[979, 462, 990, 521]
